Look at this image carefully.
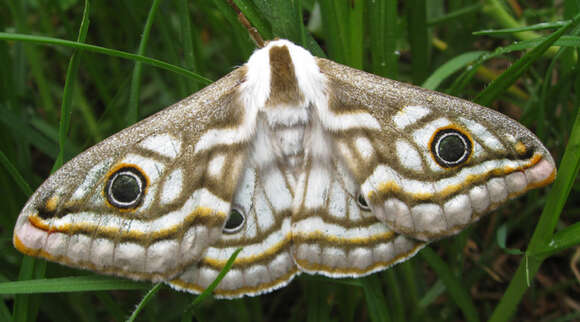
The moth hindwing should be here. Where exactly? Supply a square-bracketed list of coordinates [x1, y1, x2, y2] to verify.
[13, 39, 555, 298]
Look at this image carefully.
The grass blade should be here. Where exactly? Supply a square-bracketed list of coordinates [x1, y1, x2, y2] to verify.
[384, 270, 404, 321]
[13, 3, 91, 320]
[538, 221, 580, 256]
[52, 0, 91, 172]
[253, 0, 302, 43]
[421, 248, 480, 322]
[473, 20, 570, 35]
[12, 257, 35, 322]
[489, 87, 580, 322]
[0, 149, 32, 196]
[347, 0, 364, 69]
[367, 0, 399, 78]
[428, 3, 482, 26]
[126, 283, 163, 322]
[6, 1, 55, 121]
[406, 0, 429, 84]
[360, 275, 391, 322]
[0, 33, 212, 84]
[233, 0, 274, 41]
[0, 276, 148, 294]
[184, 248, 243, 315]
[213, 0, 255, 56]
[0, 300, 13, 322]
[422, 51, 487, 90]
[177, 0, 199, 93]
[305, 279, 331, 322]
[475, 13, 580, 106]
[482, 0, 563, 59]
[318, 0, 348, 63]
[127, 0, 161, 126]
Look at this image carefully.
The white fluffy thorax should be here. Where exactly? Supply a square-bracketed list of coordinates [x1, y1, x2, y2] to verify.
[244, 39, 331, 171]
[242, 39, 327, 119]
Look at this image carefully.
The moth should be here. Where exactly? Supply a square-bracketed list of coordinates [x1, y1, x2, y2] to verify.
[13, 39, 556, 298]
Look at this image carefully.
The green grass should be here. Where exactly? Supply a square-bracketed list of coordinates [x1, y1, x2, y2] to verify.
[0, 0, 579, 321]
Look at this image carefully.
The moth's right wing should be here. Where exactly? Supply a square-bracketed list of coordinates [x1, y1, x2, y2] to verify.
[315, 58, 556, 242]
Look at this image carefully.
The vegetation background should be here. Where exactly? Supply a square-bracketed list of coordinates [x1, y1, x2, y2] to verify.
[0, 0, 579, 321]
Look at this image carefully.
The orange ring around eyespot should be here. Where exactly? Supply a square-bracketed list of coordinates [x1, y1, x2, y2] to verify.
[428, 124, 474, 170]
[103, 163, 149, 212]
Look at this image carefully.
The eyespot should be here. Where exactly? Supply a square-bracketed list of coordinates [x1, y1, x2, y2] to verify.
[105, 167, 146, 209]
[430, 128, 472, 168]
[357, 192, 371, 211]
[223, 208, 245, 233]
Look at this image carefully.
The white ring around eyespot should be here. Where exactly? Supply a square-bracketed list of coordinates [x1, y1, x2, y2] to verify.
[106, 169, 145, 208]
[356, 192, 371, 211]
[223, 207, 246, 234]
[433, 131, 470, 166]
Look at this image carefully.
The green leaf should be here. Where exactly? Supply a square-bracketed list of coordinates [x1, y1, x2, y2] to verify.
[127, 0, 161, 126]
[52, 0, 91, 172]
[305, 279, 332, 322]
[534, 221, 580, 257]
[496, 225, 525, 255]
[367, 0, 399, 78]
[406, 0, 429, 84]
[233, 0, 273, 41]
[360, 275, 391, 322]
[475, 13, 580, 106]
[422, 248, 480, 322]
[318, 0, 349, 64]
[0, 149, 32, 197]
[428, 3, 482, 26]
[489, 76, 580, 322]
[126, 283, 163, 322]
[184, 248, 243, 315]
[473, 20, 571, 35]
[0, 33, 212, 84]
[0, 276, 148, 294]
[253, 0, 302, 43]
[422, 51, 486, 90]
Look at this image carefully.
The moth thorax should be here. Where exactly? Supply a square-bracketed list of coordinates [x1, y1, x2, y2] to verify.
[266, 108, 306, 165]
[262, 102, 310, 154]
[273, 126, 306, 168]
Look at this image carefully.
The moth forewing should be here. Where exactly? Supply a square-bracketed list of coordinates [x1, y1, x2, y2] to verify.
[13, 39, 556, 298]
[316, 57, 556, 241]
[13, 67, 248, 280]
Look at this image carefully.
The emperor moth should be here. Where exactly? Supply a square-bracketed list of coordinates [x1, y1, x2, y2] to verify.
[13, 39, 556, 298]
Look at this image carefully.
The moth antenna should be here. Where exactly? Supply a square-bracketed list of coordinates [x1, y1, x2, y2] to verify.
[227, 0, 265, 48]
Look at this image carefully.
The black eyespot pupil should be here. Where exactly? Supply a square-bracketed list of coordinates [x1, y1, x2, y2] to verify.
[438, 134, 465, 163]
[111, 174, 140, 203]
[357, 193, 370, 210]
[224, 209, 244, 232]
[431, 129, 472, 168]
[105, 167, 146, 209]
[358, 194, 368, 207]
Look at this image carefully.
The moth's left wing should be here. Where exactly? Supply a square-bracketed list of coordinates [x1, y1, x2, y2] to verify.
[13, 67, 252, 281]
[316, 58, 556, 241]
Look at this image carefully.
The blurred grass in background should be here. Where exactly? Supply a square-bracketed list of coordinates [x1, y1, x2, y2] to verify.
[0, 0, 579, 321]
